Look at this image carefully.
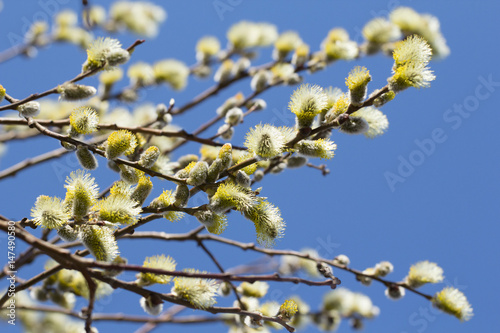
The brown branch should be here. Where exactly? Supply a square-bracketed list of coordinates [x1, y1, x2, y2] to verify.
[135, 304, 187, 333]
[0, 147, 68, 180]
[0, 129, 40, 142]
[0, 134, 108, 181]
[0, 40, 145, 113]
[122, 231, 432, 301]
[196, 240, 244, 307]
[25, 117, 186, 184]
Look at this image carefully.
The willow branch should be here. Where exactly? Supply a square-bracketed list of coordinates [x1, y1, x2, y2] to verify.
[0, 133, 108, 181]
[24, 117, 186, 183]
[0, 40, 144, 112]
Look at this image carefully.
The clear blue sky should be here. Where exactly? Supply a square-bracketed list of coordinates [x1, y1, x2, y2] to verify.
[1, 1, 499, 332]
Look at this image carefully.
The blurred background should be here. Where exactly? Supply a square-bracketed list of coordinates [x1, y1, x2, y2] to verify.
[0, 0, 499, 332]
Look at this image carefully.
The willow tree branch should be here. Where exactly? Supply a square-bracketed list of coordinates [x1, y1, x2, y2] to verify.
[196, 240, 244, 307]
[0, 133, 108, 181]
[24, 117, 186, 184]
[0, 117, 247, 149]
[123, 231, 432, 301]
[0, 40, 144, 112]
[0, 129, 40, 142]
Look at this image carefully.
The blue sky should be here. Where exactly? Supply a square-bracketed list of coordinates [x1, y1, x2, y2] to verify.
[1, 1, 499, 332]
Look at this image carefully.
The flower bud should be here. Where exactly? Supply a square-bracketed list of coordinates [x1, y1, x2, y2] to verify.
[139, 146, 160, 168]
[174, 184, 190, 207]
[64, 170, 99, 218]
[88, 5, 106, 26]
[105, 130, 138, 160]
[31, 195, 69, 229]
[136, 254, 177, 286]
[107, 48, 130, 67]
[286, 73, 303, 86]
[235, 170, 251, 188]
[270, 162, 286, 174]
[431, 287, 473, 321]
[245, 98, 267, 111]
[244, 124, 292, 158]
[79, 224, 119, 262]
[238, 281, 269, 298]
[30, 286, 49, 302]
[279, 299, 299, 322]
[119, 164, 142, 184]
[217, 124, 234, 140]
[333, 254, 350, 266]
[83, 37, 129, 72]
[69, 106, 99, 135]
[209, 182, 257, 214]
[127, 62, 155, 86]
[346, 66, 371, 106]
[253, 169, 264, 182]
[57, 224, 79, 242]
[153, 59, 190, 90]
[55, 9, 78, 27]
[49, 290, 76, 310]
[76, 146, 98, 170]
[373, 90, 396, 107]
[177, 154, 198, 168]
[224, 107, 243, 126]
[292, 44, 310, 67]
[171, 268, 219, 309]
[274, 31, 302, 60]
[289, 84, 328, 129]
[192, 64, 211, 78]
[404, 261, 444, 288]
[96, 192, 141, 225]
[294, 139, 337, 159]
[219, 281, 232, 296]
[206, 159, 224, 183]
[324, 40, 359, 60]
[250, 70, 271, 92]
[214, 59, 234, 83]
[385, 285, 405, 300]
[140, 294, 163, 316]
[232, 57, 251, 76]
[217, 143, 233, 169]
[0, 85, 5, 103]
[196, 36, 221, 63]
[57, 83, 97, 101]
[317, 262, 334, 278]
[216, 92, 244, 116]
[285, 155, 308, 169]
[187, 161, 208, 186]
[17, 101, 40, 117]
[102, 256, 128, 278]
[374, 261, 393, 277]
[339, 116, 369, 134]
[107, 160, 121, 173]
[194, 210, 228, 235]
[131, 176, 153, 206]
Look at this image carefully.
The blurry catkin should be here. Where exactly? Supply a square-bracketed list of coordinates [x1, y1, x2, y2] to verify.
[57, 83, 97, 101]
[345, 66, 371, 106]
[131, 176, 153, 206]
[119, 164, 142, 184]
[206, 159, 224, 183]
[235, 170, 251, 188]
[139, 146, 160, 168]
[79, 225, 119, 262]
[76, 146, 98, 170]
[57, 224, 79, 242]
[105, 130, 137, 160]
[187, 161, 208, 186]
[174, 184, 190, 207]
